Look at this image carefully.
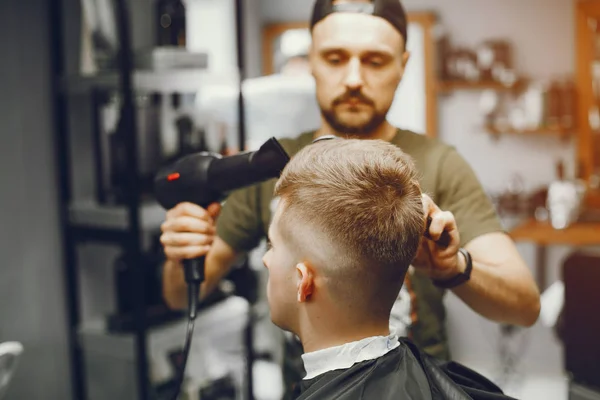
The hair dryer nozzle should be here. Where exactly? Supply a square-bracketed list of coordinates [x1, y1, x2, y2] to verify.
[154, 138, 290, 211]
[208, 138, 290, 194]
[249, 137, 291, 175]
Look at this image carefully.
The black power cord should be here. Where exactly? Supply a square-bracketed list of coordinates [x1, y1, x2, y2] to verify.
[169, 284, 200, 400]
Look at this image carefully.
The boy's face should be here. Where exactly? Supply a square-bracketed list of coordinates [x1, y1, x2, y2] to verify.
[262, 201, 301, 332]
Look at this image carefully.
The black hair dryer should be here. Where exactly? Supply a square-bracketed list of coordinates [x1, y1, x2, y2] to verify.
[154, 137, 290, 318]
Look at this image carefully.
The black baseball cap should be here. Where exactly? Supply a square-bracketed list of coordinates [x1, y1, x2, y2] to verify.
[310, 0, 408, 45]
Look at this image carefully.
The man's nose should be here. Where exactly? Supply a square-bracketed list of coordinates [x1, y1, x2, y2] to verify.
[344, 58, 364, 90]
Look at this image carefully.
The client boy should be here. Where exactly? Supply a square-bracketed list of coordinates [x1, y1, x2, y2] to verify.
[262, 138, 514, 400]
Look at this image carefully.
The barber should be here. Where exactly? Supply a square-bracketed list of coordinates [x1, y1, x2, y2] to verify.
[160, 0, 540, 394]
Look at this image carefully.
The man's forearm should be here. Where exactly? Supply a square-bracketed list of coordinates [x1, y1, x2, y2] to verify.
[452, 259, 540, 326]
[163, 259, 187, 310]
[452, 234, 540, 327]
[199, 243, 240, 301]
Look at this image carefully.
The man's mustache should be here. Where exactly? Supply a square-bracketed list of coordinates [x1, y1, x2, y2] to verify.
[332, 90, 375, 106]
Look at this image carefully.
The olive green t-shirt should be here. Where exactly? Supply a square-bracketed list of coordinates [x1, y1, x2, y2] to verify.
[216, 129, 503, 360]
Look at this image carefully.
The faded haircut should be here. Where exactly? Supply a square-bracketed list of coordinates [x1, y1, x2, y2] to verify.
[273, 138, 424, 318]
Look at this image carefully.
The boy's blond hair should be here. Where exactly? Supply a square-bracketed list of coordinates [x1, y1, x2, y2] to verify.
[274, 138, 424, 317]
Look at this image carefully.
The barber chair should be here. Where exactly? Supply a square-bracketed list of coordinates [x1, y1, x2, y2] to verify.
[562, 252, 600, 400]
[0, 342, 24, 400]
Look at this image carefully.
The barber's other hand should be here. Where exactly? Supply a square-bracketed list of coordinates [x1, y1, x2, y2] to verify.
[160, 202, 221, 262]
[412, 194, 465, 281]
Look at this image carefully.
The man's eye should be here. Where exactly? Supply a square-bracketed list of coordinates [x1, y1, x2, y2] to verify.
[367, 58, 384, 67]
[266, 241, 273, 250]
[326, 55, 343, 65]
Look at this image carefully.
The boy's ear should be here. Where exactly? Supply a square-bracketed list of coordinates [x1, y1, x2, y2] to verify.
[296, 262, 314, 303]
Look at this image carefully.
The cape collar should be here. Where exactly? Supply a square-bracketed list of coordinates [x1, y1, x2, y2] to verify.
[301, 334, 400, 380]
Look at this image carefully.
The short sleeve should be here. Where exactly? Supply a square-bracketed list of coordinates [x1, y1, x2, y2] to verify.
[435, 148, 505, 246]
[216, 185, 264, 253]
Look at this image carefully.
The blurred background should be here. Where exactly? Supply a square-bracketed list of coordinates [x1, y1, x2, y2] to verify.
[1, 0, 599, 399]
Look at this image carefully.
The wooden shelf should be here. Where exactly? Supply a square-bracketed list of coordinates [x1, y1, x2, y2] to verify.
[585, 190, 600, 209]
[485, 125, 573, 138]
[509, 218, 600, 246]
[437, 79, 523, 93]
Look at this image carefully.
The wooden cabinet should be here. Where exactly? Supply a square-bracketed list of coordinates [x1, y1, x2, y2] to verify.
[575, 0, 600, 208]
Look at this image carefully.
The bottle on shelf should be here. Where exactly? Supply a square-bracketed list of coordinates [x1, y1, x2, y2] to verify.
[559, 78, 577, 131]
[156, 0, 187, 47]
[219, 124, 229, 156]
[546, 80, 562, 128]
[175, 115, 208, 157]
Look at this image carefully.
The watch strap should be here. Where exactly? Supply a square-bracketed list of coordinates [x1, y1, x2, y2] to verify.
[432, 248, 472, 289]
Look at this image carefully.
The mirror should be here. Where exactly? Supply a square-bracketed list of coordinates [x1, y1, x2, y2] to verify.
[261, 13, 438, 137]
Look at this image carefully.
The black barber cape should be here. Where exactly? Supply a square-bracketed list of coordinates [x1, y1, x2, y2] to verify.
[293, 338, 517, 400]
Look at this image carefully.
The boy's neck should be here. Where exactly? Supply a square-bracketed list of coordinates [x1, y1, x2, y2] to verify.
[299, 322, 391, 354]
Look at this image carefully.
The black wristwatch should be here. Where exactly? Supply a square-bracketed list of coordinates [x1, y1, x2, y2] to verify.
[432, 248, 472, 289]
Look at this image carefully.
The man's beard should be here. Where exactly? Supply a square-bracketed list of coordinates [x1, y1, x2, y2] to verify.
[320, 89, 389, 135]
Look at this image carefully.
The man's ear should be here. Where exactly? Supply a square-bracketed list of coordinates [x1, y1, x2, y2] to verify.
[401, 51, 411, 69]
[308, 44, 317, 78]
[296, 262, 314, 303]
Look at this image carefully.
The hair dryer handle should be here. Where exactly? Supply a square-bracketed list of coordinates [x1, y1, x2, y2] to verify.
[183, 256, 206, 284]
[183, 256, 205, 320]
